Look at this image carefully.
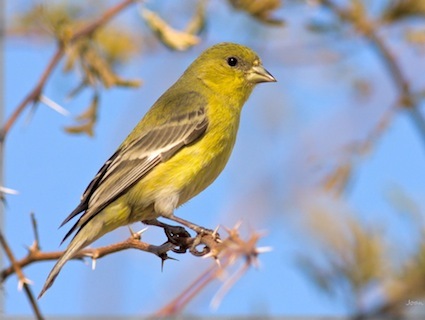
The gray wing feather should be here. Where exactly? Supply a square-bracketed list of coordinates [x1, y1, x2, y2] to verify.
[60, 99, 208, 242]
[90, 109, 208, 212]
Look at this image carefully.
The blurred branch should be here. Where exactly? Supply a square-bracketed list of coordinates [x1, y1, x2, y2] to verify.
[319, 0, 425, 146]
[0, 231, 44, 320]
[141, 6, 201, 51]
[0, 0, 137, 143]
[228, 0, 284, 25]
[1, 218, 266, 300]
[313, 1, 425, 317]
[0, 48, 63, 143]
[296, 203, 388, 312]
[155, 228, 268, 316]
[69, 0, 136, 41]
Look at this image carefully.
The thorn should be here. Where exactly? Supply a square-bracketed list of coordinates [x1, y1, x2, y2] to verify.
[166, 255, 178, 262]
[83, 251, 93, 258]
[17, 277, 33, 291]
[160, 254, 178, 271]
[210, 263, 249, 310]
[212, 225, 220, 238]
[24, 102, 37, 126]
[233, 220, 243, 230]
[251, 255, 260, 269]
[256, 246, 273, 254]
[201, 251, 215, 259]
[39, 94, 70, 116]
[201, 247, 221, 264]
[211, 225, 222, 243]
[222, 225, 232, 234]
[253, 229, 269, 238]
[30, 212, 41, 250]
[137, 227, 149, 237]
[29, 240, 38, 253]
[128, 226, 148, 240]
[0, 186, 19, 195]
[214, 256, 222, 268]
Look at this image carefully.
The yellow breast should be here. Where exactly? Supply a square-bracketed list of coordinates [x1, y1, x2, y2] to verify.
[125, 96, 242, 216]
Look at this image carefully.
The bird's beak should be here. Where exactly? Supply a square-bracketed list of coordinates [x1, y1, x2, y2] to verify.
[247, 65, 277, 84]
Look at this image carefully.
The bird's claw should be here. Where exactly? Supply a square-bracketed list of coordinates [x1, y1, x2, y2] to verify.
[162, 225, 192, 254]
[164, 225, 191, 245]
[163, 224, 221, 257]
[172, 244, 189, 254]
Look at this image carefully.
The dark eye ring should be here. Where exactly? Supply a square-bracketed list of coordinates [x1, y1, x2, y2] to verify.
[227, 57, 238, 67]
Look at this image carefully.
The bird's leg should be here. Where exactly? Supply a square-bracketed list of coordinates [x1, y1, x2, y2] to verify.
[143, 219, 191, 253]
[163, 214, 213, 236]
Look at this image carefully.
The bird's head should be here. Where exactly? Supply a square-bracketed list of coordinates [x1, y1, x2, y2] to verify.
[185, 42, 276, 103]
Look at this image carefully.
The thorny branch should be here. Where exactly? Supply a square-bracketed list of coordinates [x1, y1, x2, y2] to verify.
[0, 231, 43, 320]
[156, 227, 268, 316]
[1, 232, 175, 283]
[1, 219, 267, 315]
[0, 1, 138, 318]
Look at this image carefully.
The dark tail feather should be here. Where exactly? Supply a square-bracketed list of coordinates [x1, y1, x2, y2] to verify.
[38, 231, 88, 299]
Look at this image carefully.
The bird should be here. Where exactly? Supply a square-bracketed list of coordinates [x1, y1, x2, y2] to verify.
[38, 42, 276, 298]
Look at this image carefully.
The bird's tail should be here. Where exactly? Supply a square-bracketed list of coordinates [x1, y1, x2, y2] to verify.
[38, 204, 130, 298]
[38, 229, 90, 299]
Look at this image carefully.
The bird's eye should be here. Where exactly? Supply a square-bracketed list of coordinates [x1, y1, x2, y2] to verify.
[227, 57, 238, 67]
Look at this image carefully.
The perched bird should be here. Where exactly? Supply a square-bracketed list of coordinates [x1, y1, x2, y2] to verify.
[39, 42, 276, 298]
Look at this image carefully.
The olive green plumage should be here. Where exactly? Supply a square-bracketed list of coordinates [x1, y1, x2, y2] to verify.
[39, 42, 276, 298]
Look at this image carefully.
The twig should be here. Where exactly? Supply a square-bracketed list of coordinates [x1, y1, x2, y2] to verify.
[0, 0, 138, 143]
[1, 221, 267, 316]
[1, 235, 175, 282]
[0, 231, 44, 320]
[70, 0, 137, 41]
[0, 48, 63, 143]
[155, 261, 218, 316]
[30, 212, 40, 249]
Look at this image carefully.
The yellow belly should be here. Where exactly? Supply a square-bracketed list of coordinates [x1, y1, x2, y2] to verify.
[124, 109, 239, 220]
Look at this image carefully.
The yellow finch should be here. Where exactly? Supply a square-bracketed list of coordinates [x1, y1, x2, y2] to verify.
[39, 42, 276, 297]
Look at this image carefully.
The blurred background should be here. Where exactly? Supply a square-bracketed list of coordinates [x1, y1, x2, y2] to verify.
[2, 0, 425, 318]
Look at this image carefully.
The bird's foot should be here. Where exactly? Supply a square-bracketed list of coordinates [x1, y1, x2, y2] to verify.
[146, 217, 221, 257]
[163, 225, 191, 244]
[142, 219, 191, 253]
[165, 225, 221, 256]
[164, 225, 192, 254]
[163, 214, 221, 242]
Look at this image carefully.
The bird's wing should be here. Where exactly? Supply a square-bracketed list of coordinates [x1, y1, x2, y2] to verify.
[60, 96, 208, 242]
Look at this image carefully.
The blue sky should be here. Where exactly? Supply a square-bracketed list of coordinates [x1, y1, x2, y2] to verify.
[3, 0, 425, 317]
